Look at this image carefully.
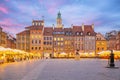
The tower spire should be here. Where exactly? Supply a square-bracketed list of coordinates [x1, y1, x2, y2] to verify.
[56, 11, 63, 28]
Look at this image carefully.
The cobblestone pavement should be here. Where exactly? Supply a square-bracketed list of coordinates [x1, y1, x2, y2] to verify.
[0, 59, 120, 80]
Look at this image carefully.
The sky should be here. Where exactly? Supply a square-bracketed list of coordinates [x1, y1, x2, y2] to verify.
[0, 0, 120, 36]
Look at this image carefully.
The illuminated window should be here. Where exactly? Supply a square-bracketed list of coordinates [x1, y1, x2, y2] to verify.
[76, 32, 79, 35]
[39, 23, 41, 25]
[61, 38, 63, 41]
[54, 38, 56, 41]
[61, 43, 63, 46]
[58, 42, 60, 45]
[80, 32, 83, 35]
[32, 23, 34, 25]
[87, 32, 91, 35]
[42, 23, 44, 26]
[58, 38, 60, 41]
[65, 41, 67, 45]
[36, 22, 37, 26]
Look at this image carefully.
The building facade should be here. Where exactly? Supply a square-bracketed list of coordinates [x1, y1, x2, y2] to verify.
[17, 20, 44, 57]
[116, 31, 120, 50]
[16, 30, 30, 51]
[96, 33, 107, 54]
[0, 27, 16, 48]
[72, 26, 84, 53]
[0, 27, 7, 47]
[84, 24, 96, 53]
[64, 28, 74, 57]
[43, 27, 53, 57]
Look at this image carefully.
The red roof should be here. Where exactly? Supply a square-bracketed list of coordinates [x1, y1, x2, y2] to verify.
[64, 28, 72, 31]
[54, 28, 64, 32]
[72, 26, 83, 36]
[25, 26, 44, 30]
[44, 27, 53, 36]
[32, 20, 44, 23]
[16, 30, 30, 35]
[84, 25, 96, 36]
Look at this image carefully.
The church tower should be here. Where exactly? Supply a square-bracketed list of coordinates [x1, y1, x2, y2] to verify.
[56, 11, 63, 28]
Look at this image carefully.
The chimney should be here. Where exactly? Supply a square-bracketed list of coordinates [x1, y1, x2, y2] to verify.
[92, 24, 94, 29]
[52, 24, 55, 29]
[62, 24, 64, 28]
[82, 23, 84, 31]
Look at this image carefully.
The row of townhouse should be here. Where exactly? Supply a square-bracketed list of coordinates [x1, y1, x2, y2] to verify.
[16, 20, 107, 57]
[16, 12, 108, 57]
[0, 27, 16, 49]
[105, 30, 120, 50]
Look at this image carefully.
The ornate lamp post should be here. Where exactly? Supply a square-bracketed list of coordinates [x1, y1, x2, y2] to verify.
[106, 50, 119, 68]
[109, 50, 115, 67]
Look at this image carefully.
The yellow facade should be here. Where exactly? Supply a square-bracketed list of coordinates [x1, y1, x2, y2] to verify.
[96, 40, 107, 54]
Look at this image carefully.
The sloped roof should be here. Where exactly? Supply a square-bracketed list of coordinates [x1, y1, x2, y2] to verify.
[53, 28, 64, 32]
[44, 27, 53, 36]
[72, 26, 84, 36]
[25, 26, 44, 30]
[84, 25, 96, 36]
[16, 30, 30, 35]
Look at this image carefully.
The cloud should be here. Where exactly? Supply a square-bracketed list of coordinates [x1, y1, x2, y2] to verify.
[0, 5, 9, 14]
[0, 18, 25, 35]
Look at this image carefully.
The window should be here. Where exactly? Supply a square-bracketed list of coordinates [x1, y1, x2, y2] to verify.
[58, 42, 60, 45]
[44, 37, 46, 40]
[54, 38, 56, 41]
[97, 47, 99, 51]
[36, 22, 37, 26]
[87, 32, 91, 35]
[39, 23, 41, 25]
[102, 48, 104, 50]
[39, 40, 41, 44]
[32, 23, 34, 25]
[47, 37, 49, 40]
[61, 38, 63, 41]
[35, 47, 37, 50]
[39, 47, 41, 50]
[32, 40, 34, 44]
[58, 38, 60, 41]
[44, 42, 46, 45]
[80, 32, 83, 35]
[61, 43, 63, 46]
[76, 32, 79, 35]
[31, 47, 34, 50]
[35, 40, 37, 44]
[50, 37, 52, 40]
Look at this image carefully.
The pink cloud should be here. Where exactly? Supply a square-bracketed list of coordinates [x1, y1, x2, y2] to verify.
[0, 5, 9, 14]
[0, 18, 24, 34]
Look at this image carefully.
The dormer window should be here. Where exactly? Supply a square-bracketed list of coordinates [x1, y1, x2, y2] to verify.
[32, 22, 34, 25]
[80, 32, 83, 35]
[36, 22, 37, 26]
[39, 23, 41, 26]
[76, 32, 79, 35]
[87, 32, 91, 36]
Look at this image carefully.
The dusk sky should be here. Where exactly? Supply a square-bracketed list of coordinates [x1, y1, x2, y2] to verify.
[0, 0, 120, 36]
